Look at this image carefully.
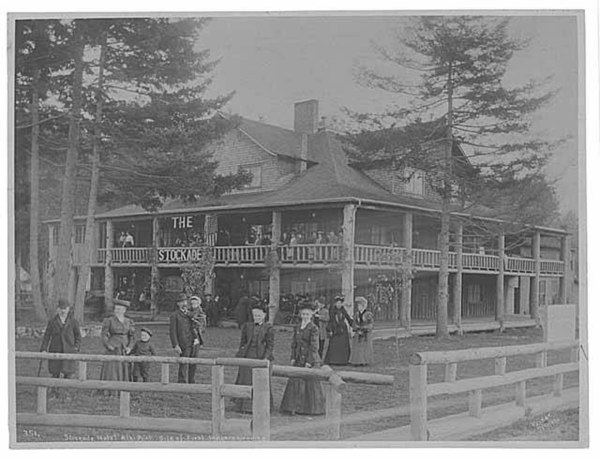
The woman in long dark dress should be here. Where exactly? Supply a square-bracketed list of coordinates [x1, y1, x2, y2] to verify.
[40, 299, 81, 378]
[349, 296, 375, 366]
[324, 295, 353, 365]
[280, 305, 325, 415]
[100, 303, 135, 383]
[233, 303, 275, 413]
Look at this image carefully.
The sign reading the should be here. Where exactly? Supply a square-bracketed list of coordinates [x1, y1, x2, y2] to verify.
[158, 247, 204, 263]
[172, 216, 193, 229]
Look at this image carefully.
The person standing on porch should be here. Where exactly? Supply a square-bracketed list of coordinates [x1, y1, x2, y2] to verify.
[169, 293, 197, 383]
[233, 303, 274, 413]
[40, 299, 81, 379]
[314, 296, 329, 358]
[324, 295, 353, 366]
[349, 296, 375, 366]
[280, 304, 325, 415]
[100, 302, 135, 383]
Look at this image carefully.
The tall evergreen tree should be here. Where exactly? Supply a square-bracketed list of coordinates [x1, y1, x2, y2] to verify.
[349, 17, 558, 336]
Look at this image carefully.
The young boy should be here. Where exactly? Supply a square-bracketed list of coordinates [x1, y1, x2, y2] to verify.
[130, 327, 156, 382]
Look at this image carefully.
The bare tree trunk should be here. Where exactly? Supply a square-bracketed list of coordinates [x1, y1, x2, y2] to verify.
[29, 64, 47, 321]
[436, 61, 454, 338]
[51, 26, 85, 314]
[74, 31, 107, 324]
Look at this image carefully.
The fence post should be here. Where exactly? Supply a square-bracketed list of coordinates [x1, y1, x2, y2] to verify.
[36, 386, 47, 415]
[444, 363, 457, 382]
[161, 363, 170, 384]
[535, 350, 547, 368]
[252, 366, 270, 441]
[515, 381, 527, 407]
[494, 357, 507, 375]
[468, 390, 483, 418]
[325, 382, 342, 440]
[211, 365, 225, 438]
[78, 361, 87, 381]
[409, 362, 428, 441]
[120, 391, 130, 417]
[553, 373, 564, 397]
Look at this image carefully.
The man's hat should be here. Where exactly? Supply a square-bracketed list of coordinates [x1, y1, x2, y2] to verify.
[176, 292, 188, 303]
[140, 327, 153, 337]
[57, 299, 70, 310]
[334, 295, 344, 302]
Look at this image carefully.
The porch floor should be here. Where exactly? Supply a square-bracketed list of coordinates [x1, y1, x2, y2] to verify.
[373, 314, 536, 340]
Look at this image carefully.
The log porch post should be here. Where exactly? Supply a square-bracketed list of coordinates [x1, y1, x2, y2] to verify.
[268, 211, 281, 324]
[150, 216, 160, 319]
[453, 221, 463, 334]
[401, 211, 413, 329]
[496, 233, 505, 329]
[559, 234, 569, 304]
[342, 204, 357, 315]
[530, 231, 541, 324]
[203, 213, 217, 296]
[104, 220, 114, 313]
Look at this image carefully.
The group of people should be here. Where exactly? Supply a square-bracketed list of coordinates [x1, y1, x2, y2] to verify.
[280, 228, 343, 246]
[38, 291, 375, 417]
[117, 231, 135, 248]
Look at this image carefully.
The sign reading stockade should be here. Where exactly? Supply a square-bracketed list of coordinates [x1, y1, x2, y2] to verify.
[158, 247, 205, 263]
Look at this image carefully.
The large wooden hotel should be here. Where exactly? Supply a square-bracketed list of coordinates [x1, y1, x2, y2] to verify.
[45, 100, 572, 329]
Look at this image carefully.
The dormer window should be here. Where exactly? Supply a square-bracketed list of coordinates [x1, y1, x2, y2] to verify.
[240, 164, 262, 189]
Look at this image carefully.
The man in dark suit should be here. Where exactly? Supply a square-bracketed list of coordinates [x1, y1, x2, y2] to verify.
[169, 293, 196, 383]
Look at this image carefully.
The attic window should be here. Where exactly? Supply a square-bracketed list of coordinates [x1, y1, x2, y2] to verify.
[240, 164, 262, 189]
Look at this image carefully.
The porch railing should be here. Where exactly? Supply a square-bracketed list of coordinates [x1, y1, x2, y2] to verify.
[95, 245, 565, 276]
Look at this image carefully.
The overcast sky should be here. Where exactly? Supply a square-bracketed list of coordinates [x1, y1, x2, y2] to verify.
[198, 14, 580, 216]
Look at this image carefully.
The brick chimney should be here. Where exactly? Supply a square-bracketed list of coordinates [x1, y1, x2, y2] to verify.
[294, 99, 319, 134]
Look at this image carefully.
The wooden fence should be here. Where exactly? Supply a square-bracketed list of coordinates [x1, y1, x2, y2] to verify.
[408, 340, 580, 440]
[16, 351, 270, 440]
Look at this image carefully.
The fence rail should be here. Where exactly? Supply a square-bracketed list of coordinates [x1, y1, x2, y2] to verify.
[408, 340, 579, 440]
[16, 351, 270, 440]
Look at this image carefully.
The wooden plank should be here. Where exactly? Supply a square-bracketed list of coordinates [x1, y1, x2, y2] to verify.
[325, 382, 342, 440]
[468, 389, 483, 418]
[553, 373, 564, 397]
[36, 387, 47, 415]
[409, 340, 578, 365]
[427, 362, 579, 397]
[17, 377, 212, 394]
[494, 357, 507, 375]
[409, 363, 428, 441]
[120, 391, 130, 417]
[216, 357, 270, 368]
[16, 351, 217, 366]
[444, 363, 457, 382]
[251, 366, 270, 441]
[78, 361, 87, 381]
[515, 381, 527, 407]
[161, 363, 169, 384]
[221, 384, 252, 399]
[211, 365, 225, 438]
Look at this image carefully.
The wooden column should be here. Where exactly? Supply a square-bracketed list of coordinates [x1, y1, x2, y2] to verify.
[530, 231, 541, 323]
[409, 363, 428, 441]
[211, 365, 225, 437]
[559, 235, 569, 304]
[203, 214, 217, 295]
[104, 220, 114, 313]
[268, 211, 281, 324]
[401, 212, 413, 329]
[496, 233, 505, 328]
[342, 204, 357, 315]
[453, 222, 463, 334]
[150, 217, 160, 320]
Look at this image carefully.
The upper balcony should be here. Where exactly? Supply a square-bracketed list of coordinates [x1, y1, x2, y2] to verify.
[93, 244, 565, 276]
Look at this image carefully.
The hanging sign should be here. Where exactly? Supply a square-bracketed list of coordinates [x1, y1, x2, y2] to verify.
[157, 247, 204, 263]
[172, 215, 194, 229]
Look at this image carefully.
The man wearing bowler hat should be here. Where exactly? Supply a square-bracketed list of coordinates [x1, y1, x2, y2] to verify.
[169, 292, 197, 383]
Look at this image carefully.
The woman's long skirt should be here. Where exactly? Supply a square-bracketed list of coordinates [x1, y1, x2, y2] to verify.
[100, 347, 130, 382]
[349, 334, 374, 365]
[280, 375, 325, 415]
[324, 333, 350, 365]
[233, 351, 274, 413]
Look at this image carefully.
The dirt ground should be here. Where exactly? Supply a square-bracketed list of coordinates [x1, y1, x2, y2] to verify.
[13, 322, 580, 443]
